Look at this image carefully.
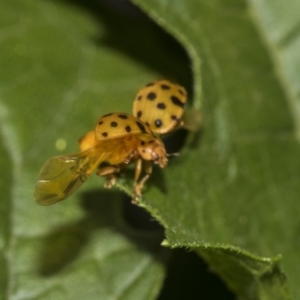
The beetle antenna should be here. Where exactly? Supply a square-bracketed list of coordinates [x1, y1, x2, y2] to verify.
[167, 152, 180, 157]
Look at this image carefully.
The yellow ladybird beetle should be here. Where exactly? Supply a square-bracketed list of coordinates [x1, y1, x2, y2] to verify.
[34, 113, 168, 205]
[133, 79, 187, 134]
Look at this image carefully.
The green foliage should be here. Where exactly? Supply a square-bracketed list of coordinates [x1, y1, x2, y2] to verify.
[0, 0, 299, 299]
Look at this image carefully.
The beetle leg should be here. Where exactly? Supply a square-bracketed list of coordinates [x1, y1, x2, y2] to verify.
[97, 165, 121, 189]
[124, 150, 138, 164]
[132, 160, 152, 204]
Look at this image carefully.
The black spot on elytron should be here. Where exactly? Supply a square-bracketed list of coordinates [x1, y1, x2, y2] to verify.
[171, 95, 185, 108]
[118, 114, 128, 119]
[102, 132, 108, 137]
[146, 122, 150, 126]
[178, 89, 185, 95]
[136, 121, 146, 133]
[171, 115, 179, 121]
[110, 121, 118, 127]
[155, 119, 163, 128]
[137, 95, 142, 101]
[141, 141, 145, 145]
[137, 110, 142, 118]
[102, 113, 113, 118]
[147, 92, 157, 101]
[98, 121, 103, 125]
[146, 82, 155, 87]
[125, 125, 131, 133]
[161, 84, 171, 90]
[157, 102, 166, 110]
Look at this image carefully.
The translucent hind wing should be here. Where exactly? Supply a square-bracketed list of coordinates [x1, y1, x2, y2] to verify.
[34, 149, 108, 206]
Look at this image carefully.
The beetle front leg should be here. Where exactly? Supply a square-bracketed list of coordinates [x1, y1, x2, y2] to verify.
[132, 160, 152, 204]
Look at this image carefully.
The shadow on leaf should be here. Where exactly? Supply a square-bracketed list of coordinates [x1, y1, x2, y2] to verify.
[58, 0, 193, 95]
[158, 249, 235, 300]
[37, 189, 166, 276]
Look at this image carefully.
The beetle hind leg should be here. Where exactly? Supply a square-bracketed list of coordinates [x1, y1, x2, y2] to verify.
[97, 165, 121, 189]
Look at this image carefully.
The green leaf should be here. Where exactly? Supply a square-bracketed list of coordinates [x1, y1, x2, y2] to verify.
[1, 0, 299, 299]
[132, 0, 299, 299]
